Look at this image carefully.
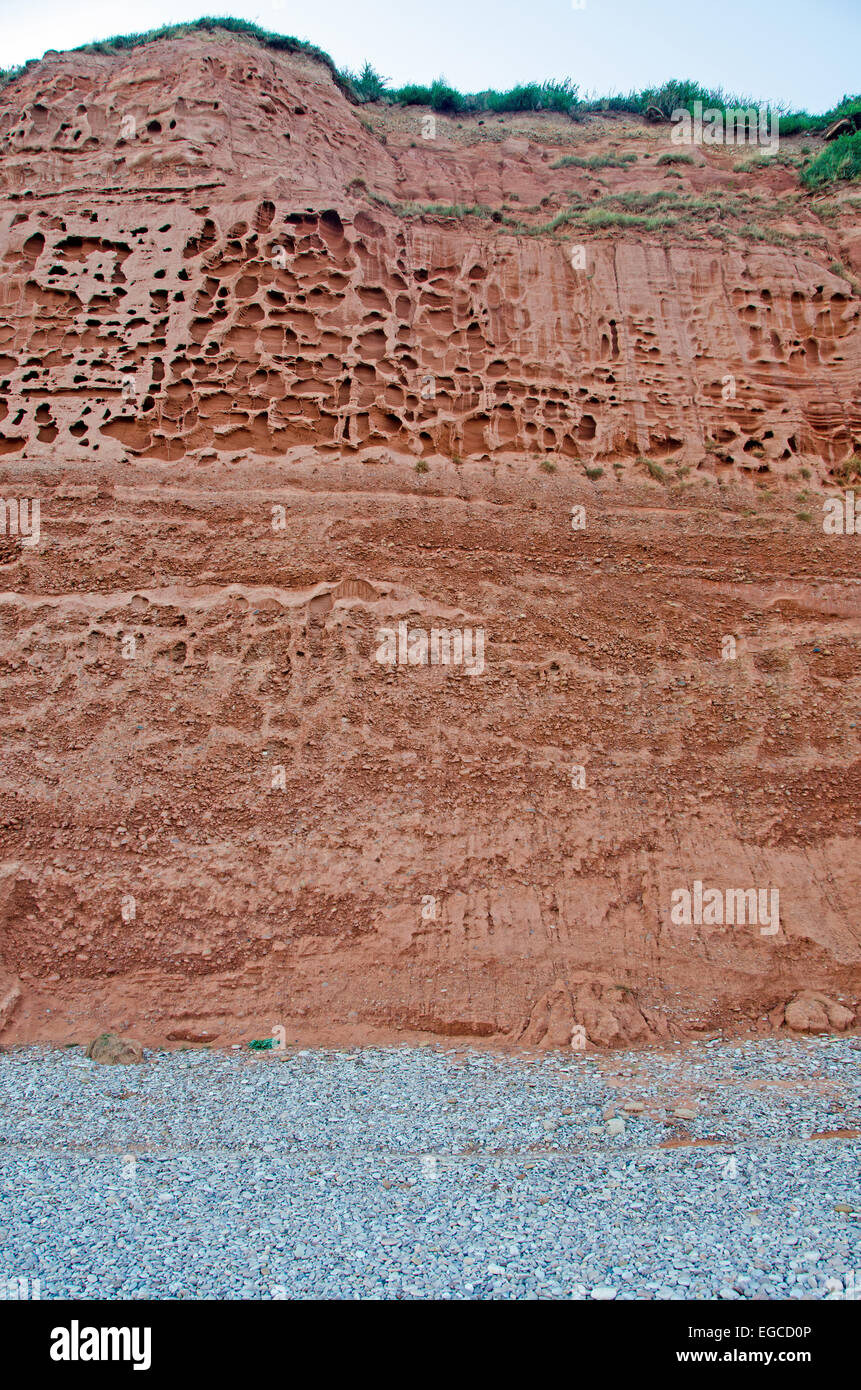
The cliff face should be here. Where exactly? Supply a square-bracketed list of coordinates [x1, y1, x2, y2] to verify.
[0, 35, 859, 1048]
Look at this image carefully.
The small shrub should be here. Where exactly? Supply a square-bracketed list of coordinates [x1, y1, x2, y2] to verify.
[584, 465, 604, 479]
[539, 458, 557, 473]
[391, 79, 467, 113]
[414, 459, 429, 473]
[642, 458, 667, 481]
[345, 62, 390, 102]
[656, 152, 695, 165]
[833, 454, 861, 483]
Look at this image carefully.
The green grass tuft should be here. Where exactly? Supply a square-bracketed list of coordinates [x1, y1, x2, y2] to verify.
[802, 130, 861, 189]
[639, 457, 667, 481]
[551, 152, 637, 170]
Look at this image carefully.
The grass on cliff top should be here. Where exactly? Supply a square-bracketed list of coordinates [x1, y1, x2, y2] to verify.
[379, 77, 582, 114]
[0, 17, 352, 96]
[360, 69, 860, 142]
[0, 17, 846, 125]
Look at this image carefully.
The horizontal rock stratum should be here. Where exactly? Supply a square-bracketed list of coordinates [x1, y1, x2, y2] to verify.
[0, 33, 859, 1048]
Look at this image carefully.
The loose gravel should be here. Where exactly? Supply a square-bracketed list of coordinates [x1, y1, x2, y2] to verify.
[0, 1037, 859, 1300]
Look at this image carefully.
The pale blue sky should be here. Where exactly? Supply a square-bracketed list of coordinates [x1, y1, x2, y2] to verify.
[3, 0, 859, 112]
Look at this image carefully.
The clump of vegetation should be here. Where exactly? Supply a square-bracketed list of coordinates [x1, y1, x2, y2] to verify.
[551, 152, 637, 170]
[414, 459, 429, 474]
[343, 61, 390, 102]
[734, 151, 800, 172]
[581, 78, 792, 134]
[539, 458, 558, 473]
[656, 152, 695, 165]
[639, 457, 667, 481]
[833, 454, 861, 483]
[802, 130, 861, 188]
[401, 201, 495, 220]
[583, 207, 677, 231]
[384, 76, 580, 115]
[778, 94, 861, 137]
[482, 79, 581, 114]
[584, 465, 604, 479]
[0, 63, 28, 88]
[582, 78, 724, 117]
[390, 78, 468, 113]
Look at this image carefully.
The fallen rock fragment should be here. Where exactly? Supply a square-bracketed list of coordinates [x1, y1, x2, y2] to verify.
[85, 1033, 143, 1065]
[785, 992, 855, 1033]
[0, 974, 22, 1035]
[673, 1105, 698, 1121]
[785, 996, 829, 1032]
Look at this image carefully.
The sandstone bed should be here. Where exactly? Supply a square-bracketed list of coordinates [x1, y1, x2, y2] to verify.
[0, 34, 859, 1048]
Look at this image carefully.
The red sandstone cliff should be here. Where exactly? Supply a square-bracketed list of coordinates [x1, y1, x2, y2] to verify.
[0, 34, 859, 1047]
